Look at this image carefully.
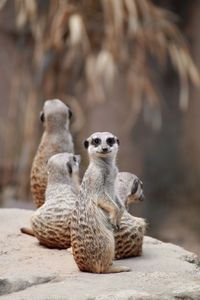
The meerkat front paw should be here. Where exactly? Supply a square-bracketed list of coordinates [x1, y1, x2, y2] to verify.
[109, 213, 120, 230]
[116, 205, 125, 227]
[110, 209, 123, 230]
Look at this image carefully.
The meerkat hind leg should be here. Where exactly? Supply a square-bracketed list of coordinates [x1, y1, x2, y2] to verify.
[105, 264, 131, 273]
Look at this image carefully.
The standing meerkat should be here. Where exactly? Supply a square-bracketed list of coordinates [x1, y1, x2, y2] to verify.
[28, 152, 80, 248]
[31, 99, 74, 208]
[116, 172, 144, 210]
[71, 132, 130, 273]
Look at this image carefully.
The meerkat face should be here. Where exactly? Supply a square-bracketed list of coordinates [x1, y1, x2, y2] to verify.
[40, 99, 72, 129]
[127, 177, 144, 204]
[117, 172, 144, 208]
[84, 132, 119, 159]
[47, 152, 80, 180]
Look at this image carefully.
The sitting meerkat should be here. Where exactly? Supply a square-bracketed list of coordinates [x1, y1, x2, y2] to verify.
[114, 174, 146, 259]
[114, 212, 146, 259]
[25, 152, 80, 248]
[70, 132, 130, 273]
[31, 99, 74, 208]
[116, 172, 145, 210]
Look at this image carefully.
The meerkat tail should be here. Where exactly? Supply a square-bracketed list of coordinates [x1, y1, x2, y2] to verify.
[105, 265, 131, 273]
[20, 227, 35, 236]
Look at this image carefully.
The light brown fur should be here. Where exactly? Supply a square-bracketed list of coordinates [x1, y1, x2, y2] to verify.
[31, 153, 80, 248]
[114, 213, 146, 259]
[116, 172, 144, 210]
[71, 132, 130, 273]
[31, 99, 74, 208]
[114, 172, 146, 259]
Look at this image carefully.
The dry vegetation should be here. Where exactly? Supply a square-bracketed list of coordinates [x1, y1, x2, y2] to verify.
[0, 0, 199, 200]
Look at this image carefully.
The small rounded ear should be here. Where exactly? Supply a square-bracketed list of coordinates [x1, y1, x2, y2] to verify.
[40, 111, 45, 123]
[84, 140, 89, 149]
[116, 138, 120, 145]
[69, 109, 73, 120]
[66, 162, 72, 175]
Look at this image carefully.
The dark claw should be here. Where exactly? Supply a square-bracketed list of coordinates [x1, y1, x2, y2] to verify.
[116, 224, 120, 231]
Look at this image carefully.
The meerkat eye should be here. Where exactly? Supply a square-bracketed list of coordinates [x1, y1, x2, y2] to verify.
[40, 111, 45, 123]
[91, 138, 101, 147]
[106, 137, 115, 146]
[69, 109, 73, 120]
[66, 162, 73, 175]
[73, 156, 77, 162]
[131, 179, 139, 194]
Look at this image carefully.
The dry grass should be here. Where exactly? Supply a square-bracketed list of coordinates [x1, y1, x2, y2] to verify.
[0, 0, 199, 199]
[11, 0, 200, 117]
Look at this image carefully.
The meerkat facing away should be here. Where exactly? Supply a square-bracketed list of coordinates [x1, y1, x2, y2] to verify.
[71, 132, 130, 273]
[116, 172, 144, 210]
[31, 99, 74, 208]
[28, 152, 80, 248]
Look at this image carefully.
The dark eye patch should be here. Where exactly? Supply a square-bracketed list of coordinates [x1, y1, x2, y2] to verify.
[73, 156, 77, 162]
[106, 137, 115, 146]
[66, 162, 72, 175]
[131, 179, 139, 194]
[69, 109, 72, 120]
[40, 111, 45, 123]
[91, 138, 101, 147]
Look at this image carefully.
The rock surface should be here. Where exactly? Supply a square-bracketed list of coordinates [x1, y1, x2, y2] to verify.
[0, 208, 200, 300]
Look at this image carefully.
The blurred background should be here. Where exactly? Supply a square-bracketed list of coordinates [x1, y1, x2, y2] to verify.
[0, 0, 200, 255]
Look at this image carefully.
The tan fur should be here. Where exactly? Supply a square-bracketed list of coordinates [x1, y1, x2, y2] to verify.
[114, 172, 146, 259]
[31, 99, 74, 208]
[116, 172, 144, 210]
[114, 213, 146, 259]
[31, 153, 80, 248]
[71, 132, 130, 273]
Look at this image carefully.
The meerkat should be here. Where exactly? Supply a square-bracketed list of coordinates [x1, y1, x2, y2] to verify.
[31, 99, 74, 208]
[114, 212, 146, 259]
[23, 152, 80, 248]
[70, 132, 130, 273]
[114, 173, 146, 259]
[116, 172, 145, 210]
[102, 172, 146, 259]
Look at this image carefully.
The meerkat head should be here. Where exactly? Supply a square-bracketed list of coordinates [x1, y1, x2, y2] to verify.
[40, 99, 72, 132]
[84, 132, 120, 161]
[117, 172, 144, 209]
[47, 152, 81, 185]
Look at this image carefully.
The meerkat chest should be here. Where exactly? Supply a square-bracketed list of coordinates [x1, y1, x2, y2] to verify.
[104, 167, 117, 197]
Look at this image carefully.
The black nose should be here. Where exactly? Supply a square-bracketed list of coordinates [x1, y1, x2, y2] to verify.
[102, 147, 108, 153]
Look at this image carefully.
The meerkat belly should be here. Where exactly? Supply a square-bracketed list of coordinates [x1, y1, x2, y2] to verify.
[114, 211, 146, 259]
[71, 204, 115, 273]
[31, 201, 72, 249]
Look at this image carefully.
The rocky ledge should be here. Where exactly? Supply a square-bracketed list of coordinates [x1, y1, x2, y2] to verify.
[0, 208, 200, 300]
